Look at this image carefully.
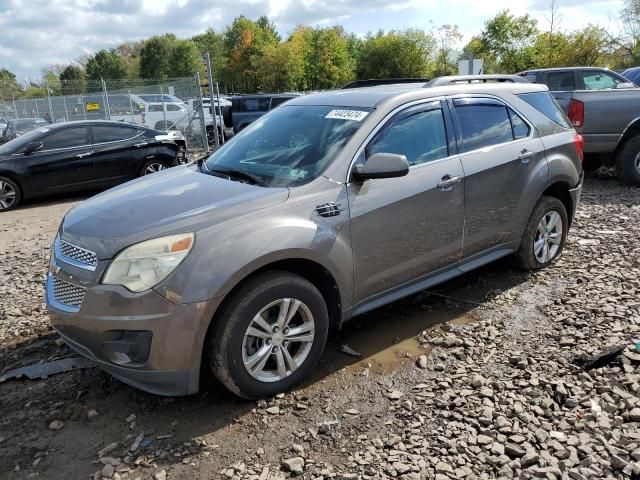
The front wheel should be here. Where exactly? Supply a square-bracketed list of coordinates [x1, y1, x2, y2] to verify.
[207, 271, 329, 399]
[0, 176, 21, 212]
[513, 196, 568, 270]
[615, 135, 640, 186]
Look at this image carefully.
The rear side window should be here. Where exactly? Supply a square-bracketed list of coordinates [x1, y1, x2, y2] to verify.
[235, 98, 270, 112]
[166, 104, 182, 111]
[93, 125, 140, 143]
[580, 71, 623, 90]
[41, 127, 90, 150]
[522, 72, 537, 83]
[546, 72, 575, 91]
[518, 92, 571, 129]
[454, 102, 513, 152]
[148, 104, 163, 112]
[367, 108, 448, 166]
[270, 97, 291, 109]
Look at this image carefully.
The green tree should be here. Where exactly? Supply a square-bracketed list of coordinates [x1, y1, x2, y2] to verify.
[0, 68, 22, 100]
[253, 41, 305, 91]
[59, 65, 87, 93]
[167, 40, 202, 77]
[433, 25, 462, 76]
[192, 28, 228, 83]
[225, 15, 280, 91]
[357, 29, 436, 79]
[139, 35, 176, 79]
[533, 26, 611, 67]
[42, 69, 61, 95]
[85, 49, 127, 80]
[475, 10, 539, 73]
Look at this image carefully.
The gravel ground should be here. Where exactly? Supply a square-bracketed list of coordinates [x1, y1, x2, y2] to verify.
[0, 171, 639, 480]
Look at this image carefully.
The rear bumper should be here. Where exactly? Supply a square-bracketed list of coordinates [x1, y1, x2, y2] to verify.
[46, 274, 221, 396]
[568, 172, 584, 222]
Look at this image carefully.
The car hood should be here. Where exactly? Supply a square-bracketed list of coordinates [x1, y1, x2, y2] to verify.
[60, 165, 289, 259]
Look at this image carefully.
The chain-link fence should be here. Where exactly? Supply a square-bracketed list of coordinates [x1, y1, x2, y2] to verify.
[0, 76, 211, 150]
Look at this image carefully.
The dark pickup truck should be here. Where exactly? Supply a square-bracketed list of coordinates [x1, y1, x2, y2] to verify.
[517, 67, 640, 185]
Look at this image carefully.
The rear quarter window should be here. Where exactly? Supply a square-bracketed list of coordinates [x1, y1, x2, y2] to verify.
[517, 92, 572, 129]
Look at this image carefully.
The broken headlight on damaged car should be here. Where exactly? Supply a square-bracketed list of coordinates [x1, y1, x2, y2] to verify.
[102, 233, 194, 292]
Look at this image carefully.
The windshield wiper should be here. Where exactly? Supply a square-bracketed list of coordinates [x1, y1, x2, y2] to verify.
[206, 167, 268, 187]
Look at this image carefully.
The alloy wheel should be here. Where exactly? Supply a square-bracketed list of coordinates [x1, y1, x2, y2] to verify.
[242, 298, 315, 383]
[144, 163, 166, 175]
[534, 210, 563, 264]
[635, 152, 640, 174]
[0, 180, 16, 210]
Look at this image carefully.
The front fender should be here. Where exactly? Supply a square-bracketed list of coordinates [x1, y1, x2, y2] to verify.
[156, 211, 353, 310]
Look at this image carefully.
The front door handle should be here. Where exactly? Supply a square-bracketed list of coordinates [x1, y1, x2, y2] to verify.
[437, 175, 462, 192]
[75, 151, 93, 159]
[519, 149, 535, 164]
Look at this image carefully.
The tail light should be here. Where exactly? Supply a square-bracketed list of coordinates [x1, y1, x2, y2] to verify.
[567, 99, 584, 128]
[574, 134, 584, 162]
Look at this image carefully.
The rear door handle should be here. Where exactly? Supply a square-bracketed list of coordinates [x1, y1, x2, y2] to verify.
[437, 175, 462, 191]
[519, 149, 535, 163]
[75, 151, 93, 159]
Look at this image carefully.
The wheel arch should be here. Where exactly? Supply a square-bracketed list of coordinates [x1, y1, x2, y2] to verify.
[541, 181, 573, 226]
[0, 171, 24, 199]
[614, 117, 640, 156]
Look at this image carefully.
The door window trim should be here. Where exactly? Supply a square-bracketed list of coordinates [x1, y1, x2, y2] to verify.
[346, 97, 457, 183]
[90, 125, 144, 147]
[447, 94, 535, 157]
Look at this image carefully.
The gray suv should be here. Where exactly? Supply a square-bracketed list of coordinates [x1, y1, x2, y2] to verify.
[46, 82, 584, 399]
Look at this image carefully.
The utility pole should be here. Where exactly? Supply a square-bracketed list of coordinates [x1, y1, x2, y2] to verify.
[204, 52, 220, 148]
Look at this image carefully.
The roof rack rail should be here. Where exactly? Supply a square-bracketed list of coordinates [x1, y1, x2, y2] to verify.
[425, 75, 529, 87]
[340, 78, 431, 89]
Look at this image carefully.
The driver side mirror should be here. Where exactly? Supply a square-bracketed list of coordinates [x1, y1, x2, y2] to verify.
[24, 141, 43, 155]
[353, 152, 409, 180]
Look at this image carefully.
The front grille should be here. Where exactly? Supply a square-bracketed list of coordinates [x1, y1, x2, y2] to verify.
[59, 240, 98, 268]
[52, 278, 86, 309]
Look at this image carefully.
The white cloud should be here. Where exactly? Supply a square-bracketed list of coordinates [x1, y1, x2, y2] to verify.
[0, 0, 625, 80]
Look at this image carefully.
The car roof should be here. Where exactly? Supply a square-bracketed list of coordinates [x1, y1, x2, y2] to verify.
[523, 67, 615, 72]
[286, 82, 549, 109]
[28, 120, 151, 131]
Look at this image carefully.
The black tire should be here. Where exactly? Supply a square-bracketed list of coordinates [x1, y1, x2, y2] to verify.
[207, 271, 329, 399]
[615, 135, 640, 186]
[513, 195, 568, 271]
[206, 126, 222, 146]
[582, 154, 602, 173]
[0, 176, 21, 212]
[139, 159, 171, 177]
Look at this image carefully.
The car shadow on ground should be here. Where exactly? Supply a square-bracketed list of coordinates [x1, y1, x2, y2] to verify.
[0, 257, 532, 479]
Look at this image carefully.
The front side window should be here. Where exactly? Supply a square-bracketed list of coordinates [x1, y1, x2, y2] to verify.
[580, 71, 624, 90]
[166, 104, 182, 112]
[366, 108, 448, 166]
[205, 105, 369, 187]
[455, 102, 513, 153]
[41, 127, 90, 150]
[547, 72, 575, 91]
[148, 104, 163, 112]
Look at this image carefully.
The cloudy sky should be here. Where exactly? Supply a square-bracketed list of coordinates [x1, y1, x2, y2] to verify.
[0, 0, 625, 80]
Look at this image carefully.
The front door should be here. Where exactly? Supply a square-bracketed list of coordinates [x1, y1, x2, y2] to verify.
[24, 125, 94, 193]
[450, 97, 547, 260]
[348, 101, 465, 303]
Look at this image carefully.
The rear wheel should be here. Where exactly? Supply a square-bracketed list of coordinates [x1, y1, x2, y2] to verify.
[615, 135, 640, 186]
[140, 159, 169, 176]
[207, 271, 329, 399]
[513, 196, 568, 270]
[0, 176, 20, 212]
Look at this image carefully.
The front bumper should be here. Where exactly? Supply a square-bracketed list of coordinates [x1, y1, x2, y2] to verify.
[568, 171, 584, 222]
[46, 268, 221, 396]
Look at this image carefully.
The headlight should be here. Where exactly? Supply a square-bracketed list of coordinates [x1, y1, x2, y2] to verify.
[102, 233, 194, 292]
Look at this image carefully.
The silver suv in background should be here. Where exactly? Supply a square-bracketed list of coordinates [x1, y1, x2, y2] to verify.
[46, 82, 583, 398]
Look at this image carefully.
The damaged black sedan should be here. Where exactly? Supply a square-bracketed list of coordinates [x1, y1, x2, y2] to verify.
[0, 120, 186, 211]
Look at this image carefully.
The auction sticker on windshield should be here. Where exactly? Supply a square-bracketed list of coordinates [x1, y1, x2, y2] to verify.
[325, 110, 369, 121]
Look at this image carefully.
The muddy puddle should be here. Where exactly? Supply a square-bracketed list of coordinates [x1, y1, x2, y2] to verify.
[313, 298, 478, 379]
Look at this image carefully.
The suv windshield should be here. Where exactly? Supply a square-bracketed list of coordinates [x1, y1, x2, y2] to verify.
[204, 105, 371, 187]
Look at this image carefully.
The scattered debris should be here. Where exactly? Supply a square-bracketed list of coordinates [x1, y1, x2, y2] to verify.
[339, 344, 362, 358]
[572, 344, 626, 371]
[0, 356, 95, 383]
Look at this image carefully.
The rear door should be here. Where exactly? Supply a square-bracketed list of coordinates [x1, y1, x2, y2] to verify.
[348, 100, 465, 302]
[450, 97, 547, 263]
[25, 126, 94, 193]
[90, 124, 148, 184]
